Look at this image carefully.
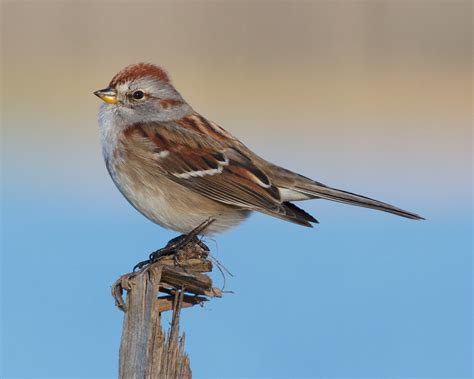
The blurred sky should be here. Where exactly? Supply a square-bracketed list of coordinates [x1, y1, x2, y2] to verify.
[1, 1, 472, 378]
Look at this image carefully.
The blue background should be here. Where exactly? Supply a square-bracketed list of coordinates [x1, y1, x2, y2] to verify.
[2, 188, 472, 378]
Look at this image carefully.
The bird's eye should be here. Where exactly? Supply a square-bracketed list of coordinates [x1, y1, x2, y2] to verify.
[132, 90, 145, 100]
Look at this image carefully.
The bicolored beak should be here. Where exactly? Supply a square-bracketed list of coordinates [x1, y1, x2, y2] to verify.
[93, 87, 118, 104]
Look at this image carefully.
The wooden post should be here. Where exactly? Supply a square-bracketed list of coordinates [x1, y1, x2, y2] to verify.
[112, 241, 222, 379]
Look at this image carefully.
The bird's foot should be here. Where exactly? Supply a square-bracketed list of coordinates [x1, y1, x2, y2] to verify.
[133, 218, 214, 271]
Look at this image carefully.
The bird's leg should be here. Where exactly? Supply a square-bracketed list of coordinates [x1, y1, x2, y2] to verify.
[133, 218, 214, 271]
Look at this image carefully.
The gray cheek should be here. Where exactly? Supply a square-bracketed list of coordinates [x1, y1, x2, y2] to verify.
[117, 103, 156, 125]
[109, 104, 141, 127]
[101, 100, 193, 126]
[119, 102, 164, 124]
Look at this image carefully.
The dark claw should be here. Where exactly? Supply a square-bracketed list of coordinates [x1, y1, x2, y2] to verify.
[133, 259, 150, 272]
[132, 218, 215, 271]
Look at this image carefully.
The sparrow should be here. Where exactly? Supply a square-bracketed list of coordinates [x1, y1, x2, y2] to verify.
[94, 63, 423, 236]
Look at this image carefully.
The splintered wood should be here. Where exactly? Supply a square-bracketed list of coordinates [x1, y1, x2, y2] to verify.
[112, 241, 222, 379]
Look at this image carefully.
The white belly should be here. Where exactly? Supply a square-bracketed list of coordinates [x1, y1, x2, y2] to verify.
[107, 159, 250, 234]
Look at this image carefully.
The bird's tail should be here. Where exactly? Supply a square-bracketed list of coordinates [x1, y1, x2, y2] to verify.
[289, 181, 424, 220]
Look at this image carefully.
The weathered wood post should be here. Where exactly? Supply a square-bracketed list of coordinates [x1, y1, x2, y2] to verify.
[112, 240, 222, 378]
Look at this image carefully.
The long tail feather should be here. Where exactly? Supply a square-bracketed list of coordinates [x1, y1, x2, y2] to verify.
[292, 184, 424, 220]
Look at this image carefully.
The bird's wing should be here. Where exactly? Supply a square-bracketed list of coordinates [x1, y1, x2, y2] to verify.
[122, 122, 318, 227]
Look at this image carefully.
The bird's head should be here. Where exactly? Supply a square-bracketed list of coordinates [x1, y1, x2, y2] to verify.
[94, 63, 192, 125]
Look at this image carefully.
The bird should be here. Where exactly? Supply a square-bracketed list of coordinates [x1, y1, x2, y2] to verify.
[94, 63, 423, 237]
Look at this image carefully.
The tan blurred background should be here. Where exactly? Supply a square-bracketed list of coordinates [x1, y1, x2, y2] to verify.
[2, 0, 472, 209]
